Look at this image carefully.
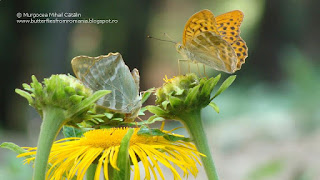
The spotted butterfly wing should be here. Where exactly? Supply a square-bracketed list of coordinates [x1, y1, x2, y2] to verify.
[182, 9, 238, 73]
[185, 31, 238, 73]
[183, 9, 220, 45]
[215, 10, 243, 43]
[216, 10, 248, 70]
[71, 52, 141, 120]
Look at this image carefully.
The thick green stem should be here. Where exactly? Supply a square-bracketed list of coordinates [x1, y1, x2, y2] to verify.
[86, 164, 97, 180]
[180, 111, 219, 180]
[33, 106, 66, 180]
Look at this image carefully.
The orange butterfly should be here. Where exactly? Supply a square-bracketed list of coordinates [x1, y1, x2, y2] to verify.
[176, 9, 248, 73]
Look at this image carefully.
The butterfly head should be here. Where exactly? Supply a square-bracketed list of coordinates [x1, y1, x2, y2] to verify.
[175, 42, 187, 57]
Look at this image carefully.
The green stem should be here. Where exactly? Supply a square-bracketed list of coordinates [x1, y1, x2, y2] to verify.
[86, 163, 97, 180]
[33, 106, 66, 180]
[180, 111, 219, 180]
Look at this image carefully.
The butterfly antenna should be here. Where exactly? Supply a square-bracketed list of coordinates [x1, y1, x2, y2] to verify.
[147, 35, 176, 44]
[163, 33, 177, 43]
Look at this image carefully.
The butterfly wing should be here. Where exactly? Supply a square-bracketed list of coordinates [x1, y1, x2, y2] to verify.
[215, 10, 244, 43]
[231, 38, 248, 70]
[182, 9, 220, 45]
[216, 10, 248, 70]
[182, 10, 237, 73]
[185, 31, 238, 73]
[71, 52, 141, 114]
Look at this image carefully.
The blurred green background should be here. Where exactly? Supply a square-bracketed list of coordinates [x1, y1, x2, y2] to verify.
[0, 0, 319, 179]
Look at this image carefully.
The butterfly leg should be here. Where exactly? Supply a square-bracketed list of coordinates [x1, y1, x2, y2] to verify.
[203, 64, 208, 78]
[137, 116, 150, 128]
[196, 63, 203, 77]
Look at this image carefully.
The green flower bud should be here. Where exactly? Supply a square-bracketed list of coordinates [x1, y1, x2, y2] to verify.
[16, 74, 92, 115]
[148, 73, 235, 120]
[16, 74, 111, 125]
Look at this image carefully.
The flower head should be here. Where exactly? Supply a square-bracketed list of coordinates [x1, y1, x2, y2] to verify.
[16, 74, 92, 113]
[19, 127, 203, 180]
[147, 73, 235, 120]
[15, 74, 111, 125]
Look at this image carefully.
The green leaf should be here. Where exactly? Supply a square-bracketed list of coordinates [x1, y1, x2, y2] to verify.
[200, 77, 215, 97]
[112, 128, 133, 180]
[184, 84, 201, 105]
[86, 164, 98, 180]
[0, 142, 30, 158]
[127, 115, 165, 126]
[212, 74, 221, 88]
[31, 75, 43, 95]
[208, 74, 221, 93]
[147, 115, 165, 123]
[141, 88, 155, 104]
[94, 117, 105, 123]
[209, 101, 220, 113]
[65, 86, 76, 95]
[22, 83, 33, 92]
[69, 95, 84, 105]
[137, 126, 165, 136]
[163, 135, 191, 142]
[173, 86, 184, 95]
[67, 90, 111, 118]
[161, 101, 170, 110]
[212, 75, 236, 99]
[89, 118, 100, 124]
[137, 127, 190, 142]
[111, 118, 124, 121]
[62, 126, 84, 138]
[146, 105, 167, 116]
[104, 112, 114, 119]
[169, 96, 183, 109]
[201, 74, 221, 98]
[138, 107, 147, 116]
[15, 89, 34, 105]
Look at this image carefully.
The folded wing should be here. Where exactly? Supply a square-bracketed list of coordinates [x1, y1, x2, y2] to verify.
[71, 52, 141, 114]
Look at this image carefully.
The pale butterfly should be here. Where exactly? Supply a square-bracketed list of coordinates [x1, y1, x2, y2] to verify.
[71, 52, 141, 122]
[175, 9, 248, 73]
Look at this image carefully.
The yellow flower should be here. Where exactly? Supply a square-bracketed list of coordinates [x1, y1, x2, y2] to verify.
[163, 75, 176, 83]
[18, 128, 203, 180]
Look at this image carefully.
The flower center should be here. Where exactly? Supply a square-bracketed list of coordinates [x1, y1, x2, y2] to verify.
[79, 128, 157, 149]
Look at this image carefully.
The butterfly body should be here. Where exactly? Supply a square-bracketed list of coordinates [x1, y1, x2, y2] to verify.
[71, 52, 141, 121]
[177, 9, 248, 73]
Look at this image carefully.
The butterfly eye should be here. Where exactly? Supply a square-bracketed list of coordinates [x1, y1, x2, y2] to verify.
[175, 43, 184, 53]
